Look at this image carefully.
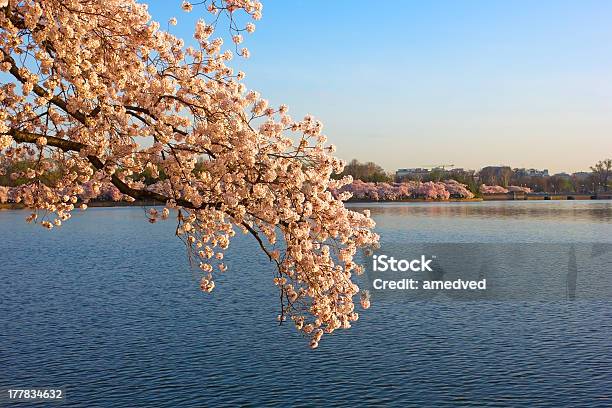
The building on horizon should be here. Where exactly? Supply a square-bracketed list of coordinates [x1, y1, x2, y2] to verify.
[395, 168, 431, 181]
[514, 168, 550, 178]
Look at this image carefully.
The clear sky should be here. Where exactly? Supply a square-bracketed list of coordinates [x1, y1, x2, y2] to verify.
[148, 0, 612, 174]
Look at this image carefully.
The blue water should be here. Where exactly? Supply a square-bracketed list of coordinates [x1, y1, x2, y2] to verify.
[1, 201, 611, 407]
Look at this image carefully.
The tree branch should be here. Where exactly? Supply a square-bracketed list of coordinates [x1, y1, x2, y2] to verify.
[6, 129, 219, 209]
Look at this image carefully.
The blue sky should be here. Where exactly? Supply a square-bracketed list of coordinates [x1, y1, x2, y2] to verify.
[148, 1, 612, 173]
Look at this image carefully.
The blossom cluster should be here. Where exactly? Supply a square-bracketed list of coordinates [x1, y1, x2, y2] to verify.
[0, 0, 378, 348]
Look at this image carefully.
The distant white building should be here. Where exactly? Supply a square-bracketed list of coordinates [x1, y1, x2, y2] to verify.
[514, 168, 549, 178]
[395, 168, 431, 180]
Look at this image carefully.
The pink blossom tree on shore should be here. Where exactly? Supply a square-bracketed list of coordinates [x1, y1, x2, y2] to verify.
[80, 180, 124, 202]
[480, 184, 509, 194]
[480, 184, 531, 194]
[507, 185, 532, 193]
[443, 179, 474, 199]
[337, 180, 474, 200]
[417, 181, 451, 200]
[0, 0, 379, 348]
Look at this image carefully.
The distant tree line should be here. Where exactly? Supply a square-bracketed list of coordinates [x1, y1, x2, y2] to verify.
[335, 158, 611, 194]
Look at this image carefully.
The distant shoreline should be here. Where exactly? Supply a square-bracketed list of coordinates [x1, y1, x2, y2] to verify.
[347, 198, 483, 203]
[3, 196, 611, 210]
[0, 200, 164, 210]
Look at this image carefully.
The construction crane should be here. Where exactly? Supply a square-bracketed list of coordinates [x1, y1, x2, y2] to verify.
[421, 164, 455, 170]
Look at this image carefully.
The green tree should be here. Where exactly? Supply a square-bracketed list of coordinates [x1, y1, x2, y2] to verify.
[590, 159, 612, 192]
[338, 159, 392, 182]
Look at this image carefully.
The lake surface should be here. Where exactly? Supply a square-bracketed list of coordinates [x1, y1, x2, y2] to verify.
[1, 201, 611, 407]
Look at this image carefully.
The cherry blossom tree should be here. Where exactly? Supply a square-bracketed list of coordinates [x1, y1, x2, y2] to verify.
[443, 179, 474, 199]
[479, 184, 509, 194]
[0, 0, 379, 348]
[507, 185, 531, 193]
[417, 181, 450, 200]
